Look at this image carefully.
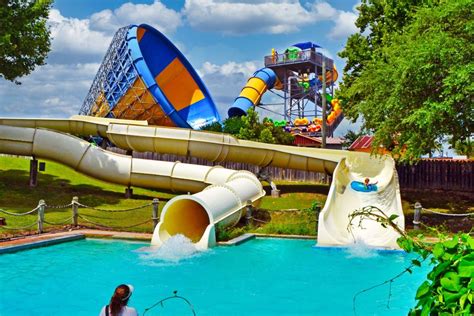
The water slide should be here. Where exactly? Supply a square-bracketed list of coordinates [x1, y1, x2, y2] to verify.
[228, 66, 339, 118]
[228, 68, 278, 117]
[0, 116, 404, 249]
[318, 155, 404, 248]
[80, 24, 220, 129]
[0, 25, 403, 249]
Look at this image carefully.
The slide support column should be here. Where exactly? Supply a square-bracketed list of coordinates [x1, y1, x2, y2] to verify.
[321, 58, 327, 148]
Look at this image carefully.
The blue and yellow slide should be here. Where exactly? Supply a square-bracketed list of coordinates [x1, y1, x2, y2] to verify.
[228, 68, 278, 117]
[88, 24, 220, 129]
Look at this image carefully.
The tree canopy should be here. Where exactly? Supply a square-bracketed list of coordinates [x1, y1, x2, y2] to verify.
[338, 0, 473, 161]
[0, 0, 53, 83]
[201, 108, 294, 145]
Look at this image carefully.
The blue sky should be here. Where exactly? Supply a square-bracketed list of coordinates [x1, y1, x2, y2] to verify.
[0, 0, 361, 136]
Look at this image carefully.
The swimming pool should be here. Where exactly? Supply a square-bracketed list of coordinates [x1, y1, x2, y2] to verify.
[0, 238, 428, 315]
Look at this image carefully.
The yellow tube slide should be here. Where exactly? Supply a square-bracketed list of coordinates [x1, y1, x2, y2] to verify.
[0, 116, 345, 174]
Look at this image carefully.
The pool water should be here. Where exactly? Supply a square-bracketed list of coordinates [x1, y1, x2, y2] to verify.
[0, 238, 429, 315]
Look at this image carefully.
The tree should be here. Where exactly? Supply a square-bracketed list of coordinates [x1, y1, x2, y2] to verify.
[200, 121, 222, 132]
[258, 128, 275, 144]
[0, 0, 53, 84]
[338, 0, 473, 162]
[238, 107, 261, 140]
[452, 138, 473, 158]
[349, 206, 474, 315]
[222, 116, 244, 135]
[203, 108, 294, 145]
[339, 0, 435, 87]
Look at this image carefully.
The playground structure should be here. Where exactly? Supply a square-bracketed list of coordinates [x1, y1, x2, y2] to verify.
[1, 24, 404, 249]
[228, 42, 343, 137]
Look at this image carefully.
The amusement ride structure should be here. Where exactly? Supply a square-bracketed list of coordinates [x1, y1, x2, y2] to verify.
[228, 43, 343, 137]
[1, 24, 404, 250]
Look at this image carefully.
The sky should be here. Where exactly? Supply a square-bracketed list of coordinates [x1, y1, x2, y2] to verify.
[0, 0, 362, 136]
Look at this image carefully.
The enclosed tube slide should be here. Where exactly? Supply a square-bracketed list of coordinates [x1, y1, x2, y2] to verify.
[228, 66, 338, 118]
[0, 116, 345, 174]
[0, 124, 263, 249]
[228, 68, 277, 117]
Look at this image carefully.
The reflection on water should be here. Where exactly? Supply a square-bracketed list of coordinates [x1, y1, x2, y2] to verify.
[138, 234, 203, 265]
[345, 238, 379, 258]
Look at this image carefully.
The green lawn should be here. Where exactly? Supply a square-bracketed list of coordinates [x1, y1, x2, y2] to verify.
[0, 156, 173, 235]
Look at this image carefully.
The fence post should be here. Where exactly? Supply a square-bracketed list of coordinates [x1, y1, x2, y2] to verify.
[413, 202, 422, 229]
[315, 203, 321, 235]
[72, 196, 79, 227]
[152, 198, 159, 229]
[245, 200, 253, 226]
[37, 199, 45, 234]
[29, 158, 38, 187]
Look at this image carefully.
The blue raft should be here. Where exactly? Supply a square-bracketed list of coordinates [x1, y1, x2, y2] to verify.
[351, 181, 378, 192]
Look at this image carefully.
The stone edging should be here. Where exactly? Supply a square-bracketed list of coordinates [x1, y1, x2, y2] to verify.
[0, 234, 85, 254]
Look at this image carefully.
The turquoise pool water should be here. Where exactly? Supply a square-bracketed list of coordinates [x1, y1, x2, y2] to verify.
[0, 238, 429, 315]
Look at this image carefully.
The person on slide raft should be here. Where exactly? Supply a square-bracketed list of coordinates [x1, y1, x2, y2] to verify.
[364, 178, 378, 190]
[350, 178, 378, 192]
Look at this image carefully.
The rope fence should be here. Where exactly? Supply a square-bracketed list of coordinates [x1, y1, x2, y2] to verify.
[77, 215, 153, 229]
[76, 201, 154, 212]
[411, 202, 473, 229]
[422, 208, 473, 217]
[0, 197, 161, 235]
[0, 206, 40, 216]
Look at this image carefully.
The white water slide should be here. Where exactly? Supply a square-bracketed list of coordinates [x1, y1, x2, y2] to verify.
[0, 116, 404, 249]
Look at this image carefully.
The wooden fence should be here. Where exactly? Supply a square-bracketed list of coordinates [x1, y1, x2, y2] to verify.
[110, 149, 473, 192]
[396, 159, 473, 192]
[109, 148, 330, 184]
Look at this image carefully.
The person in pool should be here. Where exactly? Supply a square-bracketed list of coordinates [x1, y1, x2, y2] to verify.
[100, 284, 138, 316]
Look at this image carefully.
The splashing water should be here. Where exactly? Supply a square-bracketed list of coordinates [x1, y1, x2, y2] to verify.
[138, 234, 202, 264]
[345, 238, 379, 258]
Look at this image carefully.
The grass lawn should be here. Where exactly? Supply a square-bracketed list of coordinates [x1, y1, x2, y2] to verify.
[0, 156, 173, 236]
[1, 155, 471, 240]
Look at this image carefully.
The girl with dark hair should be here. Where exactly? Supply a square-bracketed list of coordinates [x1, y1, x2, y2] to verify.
[100, 284, 138, 316]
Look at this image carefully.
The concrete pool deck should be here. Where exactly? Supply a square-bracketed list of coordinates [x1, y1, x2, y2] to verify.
[0, 229, 153, 253]
[0, 229, 321, 253]
[1, 230, 439, 253]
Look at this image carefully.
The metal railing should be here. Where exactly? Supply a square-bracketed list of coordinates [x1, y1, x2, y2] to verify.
[264, 50, 334, 69]
[0, 197, 160, 235]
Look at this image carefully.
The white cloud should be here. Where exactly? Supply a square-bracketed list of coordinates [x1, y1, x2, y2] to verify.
[328, 10, 358, 39]
[183, 0, 358, 37]
[184, 0, 316, 35]
[47, 1, 182, 62]
[310, 2, 338, 20]
[0, 63, 99, 117]
[199, 61, 259, 117]
[200, 61, 258, 77]
[90, 1, 182, 34]
[49, 9, 111, 56]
